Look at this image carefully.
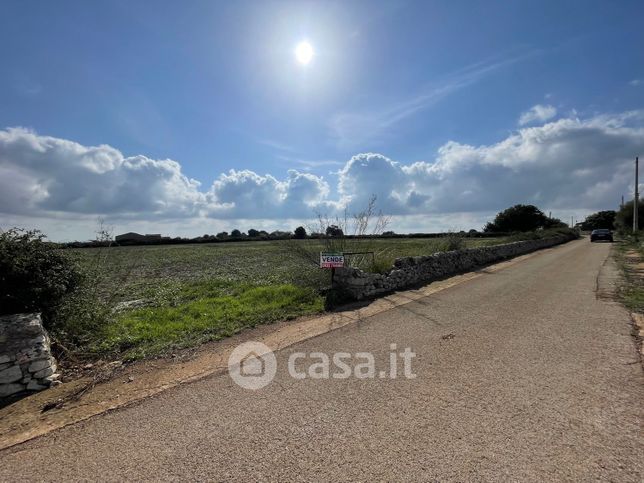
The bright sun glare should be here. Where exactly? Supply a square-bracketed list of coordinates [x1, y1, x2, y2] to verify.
[295, 41, 314, 65]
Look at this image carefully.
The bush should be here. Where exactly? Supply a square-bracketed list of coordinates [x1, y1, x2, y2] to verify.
[615, 201, 644, 234]
[507, 227, 579, 242]
[484, 204, 564, 232]
[437, 233, 465, 251]
[0, 229, 81, 321]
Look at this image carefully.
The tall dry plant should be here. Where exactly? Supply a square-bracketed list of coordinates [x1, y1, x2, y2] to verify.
[284, 195, 392, 272]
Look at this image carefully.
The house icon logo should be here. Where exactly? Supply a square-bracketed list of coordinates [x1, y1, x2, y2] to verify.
[228, 341, 277, 390]
[239, 351, 265, 377]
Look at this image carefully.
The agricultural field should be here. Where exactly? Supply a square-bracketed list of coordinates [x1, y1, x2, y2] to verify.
[61, 236, 506, 360]
[67, 237, 507, 301]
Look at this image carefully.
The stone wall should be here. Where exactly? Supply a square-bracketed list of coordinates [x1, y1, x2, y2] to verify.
[333, 234, 575, 300]
[0, 313, 60, 398]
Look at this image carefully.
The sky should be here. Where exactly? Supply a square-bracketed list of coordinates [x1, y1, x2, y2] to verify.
[1, 0, 643, 241]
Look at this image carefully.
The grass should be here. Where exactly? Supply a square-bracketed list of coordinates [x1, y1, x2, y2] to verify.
[95, 281, 323, 360]
[64, 237, 507, 302]
[60, 236, 507, 360]
[614, 233, 644, 313]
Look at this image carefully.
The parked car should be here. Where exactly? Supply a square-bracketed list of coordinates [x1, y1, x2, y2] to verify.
[590, 229, 613, 242]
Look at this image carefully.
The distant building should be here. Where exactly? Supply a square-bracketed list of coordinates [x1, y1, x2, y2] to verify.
[115, 232, 162, 243]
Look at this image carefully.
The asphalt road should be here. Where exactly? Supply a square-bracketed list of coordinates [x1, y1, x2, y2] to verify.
[1, 239, 642, 481]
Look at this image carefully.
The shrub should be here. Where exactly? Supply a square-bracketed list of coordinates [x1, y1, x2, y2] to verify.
[437, 233, 465, 251]
[615, 201, 644, 234]
[0, 229, 81, 321]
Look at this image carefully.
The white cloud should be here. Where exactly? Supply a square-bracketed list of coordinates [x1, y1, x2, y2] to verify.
[206, 169, 330, 219]
[0, 127, 204, 218]
[1, 109, 643, 240]
[518, 104, 557, 125]
[0, 127, 332, 224]
[629, 79, 641, 86]
[335, 111, 644, 216]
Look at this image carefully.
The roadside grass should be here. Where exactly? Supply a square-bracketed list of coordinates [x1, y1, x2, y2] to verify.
[621, 287, 644, 313]
[614, 234, 644, 313]
[94, 281, 324, 360]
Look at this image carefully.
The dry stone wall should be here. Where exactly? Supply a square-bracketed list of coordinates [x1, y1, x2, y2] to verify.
[0, 313, 60, 398]
[333, 234, 575, 300]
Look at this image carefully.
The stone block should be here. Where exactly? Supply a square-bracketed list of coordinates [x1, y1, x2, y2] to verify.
[29, 359, 52, 373]
[34, 364, 56, 379]
[0, 383, 25, 397]
[26, 380, 47, 391]
[0, 365, 22, 384]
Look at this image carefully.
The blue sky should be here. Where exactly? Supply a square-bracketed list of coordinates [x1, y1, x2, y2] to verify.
[1, 0, 643, 240]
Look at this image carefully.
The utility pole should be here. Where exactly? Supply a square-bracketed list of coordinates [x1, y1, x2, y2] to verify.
[634, 157, 639, 232]
[571, 215, 574, 228]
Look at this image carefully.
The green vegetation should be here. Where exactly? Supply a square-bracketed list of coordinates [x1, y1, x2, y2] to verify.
[505, 226, 580, 242]
[65, 237, 507, 301]
[0, 229, 81, 319]
[579, 210, 616, 231]
[614, 233, 644, 313]
[615, 200, 644, 234]
[98, 282, 323, 360]
[484, 204, 566, 232]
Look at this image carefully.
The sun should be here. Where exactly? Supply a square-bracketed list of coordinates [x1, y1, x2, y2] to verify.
[294, 41, 314, 65]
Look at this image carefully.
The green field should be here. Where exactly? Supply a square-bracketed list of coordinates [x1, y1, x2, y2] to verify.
[63, 237, 506, 360]
[67, 237, 506, 301]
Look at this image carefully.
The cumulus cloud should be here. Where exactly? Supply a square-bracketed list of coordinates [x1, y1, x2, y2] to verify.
[206, 169, 330, 219]
[336, 111, 644, 215]
[1, 108, 643, 240]
[518, 104, 557, 125]
[0, 127, 204, 218]
[0, 128, 331, 221]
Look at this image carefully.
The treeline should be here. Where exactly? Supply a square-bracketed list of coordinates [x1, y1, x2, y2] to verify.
[64, 227, 508, 248]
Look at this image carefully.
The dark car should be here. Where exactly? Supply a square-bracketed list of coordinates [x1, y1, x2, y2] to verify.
[590, 229, 613, 242]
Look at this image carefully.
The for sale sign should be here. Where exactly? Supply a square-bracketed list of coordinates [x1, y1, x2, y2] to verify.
[320, 252, 345, 268]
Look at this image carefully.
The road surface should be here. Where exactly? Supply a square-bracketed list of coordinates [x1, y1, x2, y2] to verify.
[0, 239, 642, 481]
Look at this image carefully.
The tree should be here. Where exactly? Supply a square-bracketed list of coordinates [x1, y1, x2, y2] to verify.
[269, 230, 291, 239]
[543, 216, 567, 229]
[615, 201, 644, 233]
[580, 210, 616, 231]
[230, 229, 242, 238]
[293, 226, 307, 239]
[484, 204, 551, 232]
[247, 229, 260, 238]
[326, 225, 344, 237]
[216, 231, 228, 240]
